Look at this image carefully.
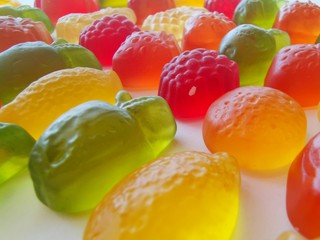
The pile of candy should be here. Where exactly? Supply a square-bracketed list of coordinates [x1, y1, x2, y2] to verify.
[0, 0, 319, 239]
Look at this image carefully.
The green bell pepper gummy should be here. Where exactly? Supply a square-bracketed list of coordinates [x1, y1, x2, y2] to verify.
[0, 41, 102, 105]
[0, 5, 54, 33]
[29, 91, 177, 213]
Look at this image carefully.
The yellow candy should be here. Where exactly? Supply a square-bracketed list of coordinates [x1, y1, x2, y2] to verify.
[0, 0, 20, 7]
[174, 0, 204, 7]
[0, 67, 123, 139]
[277, 231, 308, 240]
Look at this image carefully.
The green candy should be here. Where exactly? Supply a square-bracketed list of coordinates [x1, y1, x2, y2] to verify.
[219, 24, 290, 86]
[29, 91, 177, 213]
[0, 122, 35, 184]
[98, 0, 127, 8]
[0, 41, 102, 105]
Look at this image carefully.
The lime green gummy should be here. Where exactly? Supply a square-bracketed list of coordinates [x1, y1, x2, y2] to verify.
[98, 0, 127, 8]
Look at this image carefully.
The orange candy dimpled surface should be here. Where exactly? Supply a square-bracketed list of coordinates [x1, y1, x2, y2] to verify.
[203, 86, 307, 171]
[84, 151, 240, 240]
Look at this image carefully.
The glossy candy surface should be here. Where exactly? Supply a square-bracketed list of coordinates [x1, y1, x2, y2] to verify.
[0, 0, 19, 7]
[84, 151, 240, 240]
[113, 31, 181, 89]
[159, 48, 239, 118]
[219, 24, 290, 86]
[98, 0, 127, 8]
[29, 91, 176, 212]
[203, 86, 307, 171]
[182, 11, 236, 51]
[265, 44, 320, 107]
[204, 0, 241, 19]
[0, 41, 101, 105]
[0, 67, 122, 139]
[80, 14, 140, 67]
[0, 122, 35, 185]
[286, 132, 320, 239]
[174, 0, 204, 7]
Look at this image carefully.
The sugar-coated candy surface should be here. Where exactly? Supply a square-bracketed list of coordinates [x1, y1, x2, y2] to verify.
[98, 0, 127, 8]
[265, 44, 320, 107]
[233, 0, 280, 29]
[0, 16, 53, 53]
[34, 0, 99, 26]
[0, 41, 101, 105]
[174, 0, 204, 7]
[84, 151, 240, 240]
[0, 122, 35, 185]
[182, 11, 236, 51]
[219, 24, 290, 86]
[0, 0, 19, 7]
[29, 91, 176, 212]
[56, 7, 136, 44]
[80, 14, 140, 67]
[159, 48, 239, 118]
[286, 132, 320, 239]
[142, 6, 207, 44]
[203, 86, 307, 171]
[204, 0, 240, 20]
[128, 0, 176, 26]
[113, 31, 181, 89]
[0, 67, 122, 140]
[273, 1, 320, 44]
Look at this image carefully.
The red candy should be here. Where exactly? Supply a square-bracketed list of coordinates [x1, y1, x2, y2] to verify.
[204, 0, 241, 20]
[286, 132, 320, 239]
[158, 48, 239, 118]
[79, 14, 140, 67]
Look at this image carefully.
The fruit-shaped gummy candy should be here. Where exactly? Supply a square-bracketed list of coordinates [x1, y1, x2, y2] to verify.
[233, 0, 280, 29]
[0, 16, 53, 53]
[113, 31, 181, 89]
[128, 0, 176, 26]
[97, 0, 127, 8]
[0, 41, 101, 105]
[142, 6, 207, 45]
[203, 86, 307, 171]
[0, 0, 19, 7]
[80, 14, 140, 67]
[286, 132, 320, 239]
[182, 11, 236, 51]
[265, 44, 320, 107]
[174, 0, 204, 7]
[34, 0, 99, 26]
[0, 5, 54, 33]
[56, 7, 136, 44]
[159, 48, 239, 118]
[0, 122, 35, 185]
[204, 0, 241, 20]
[84, 151, 240, 240]
[0, 67, 122, 139]
[29, 91, 176, 212]
[273, 1, 320, 44]
[219, 24, 290, 86]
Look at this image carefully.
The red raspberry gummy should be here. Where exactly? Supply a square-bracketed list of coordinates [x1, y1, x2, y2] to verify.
[204, 0, 241, 20]
[80, 14, 140, 67]
[158, 48, 239, 118]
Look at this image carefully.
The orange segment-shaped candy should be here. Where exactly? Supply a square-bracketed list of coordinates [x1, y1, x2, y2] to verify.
[0, 67, 123, 139]
[84, 151, 240, 240]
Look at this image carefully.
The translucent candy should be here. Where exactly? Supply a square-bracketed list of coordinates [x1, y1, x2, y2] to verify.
[0, 0, 19, 7]
[174, 0, 204, 7]
[97, 0, 127, 8]
[204, 0, 240, 19]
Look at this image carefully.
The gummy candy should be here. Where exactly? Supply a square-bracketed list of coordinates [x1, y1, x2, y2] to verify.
[182, 11, 236, 51]
[286, 132, 320, 239]
[128, 0, 176, 26]
[265, 44, 320, 107]
[159, 48, 239, 118]
[277, 231, 306, 240]
[84, 151, 240, 240]
[97, 0, 127, 8]
[0, 67, 122, 139]
[219, 24, 290, 86]
[0, 122, 35, 185]
[56, 7, 136, 44]
[233, 0, 279, 29]
[0, 16, 53, 52]
[142, 6, 207, 44]
[204, 0, 240, 20]
[0, 5, 54, 33]
[80, 14, 140, 67]
[29, 91, 176, 212]
[273, 1, 320, 44]
[203, 86, 307, 171]
[34, 0, 99, 26]
[174, 0, 204, 7]
[0, 41, 101, 105]
[113, 31, 181, 89]
[0, 0, 19, 7]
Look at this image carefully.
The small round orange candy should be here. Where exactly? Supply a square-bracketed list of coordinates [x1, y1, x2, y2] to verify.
[203, 86, 307, 171]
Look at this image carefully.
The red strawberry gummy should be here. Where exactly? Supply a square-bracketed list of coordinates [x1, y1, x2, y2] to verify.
[158, 48, 239, 118]
[113, 31, 181, 89]
[80, 14, 140, 67]
[204, 0, 241, 20]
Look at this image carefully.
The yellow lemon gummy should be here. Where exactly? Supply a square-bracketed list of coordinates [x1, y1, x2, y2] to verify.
[0, 0, 20, 7]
